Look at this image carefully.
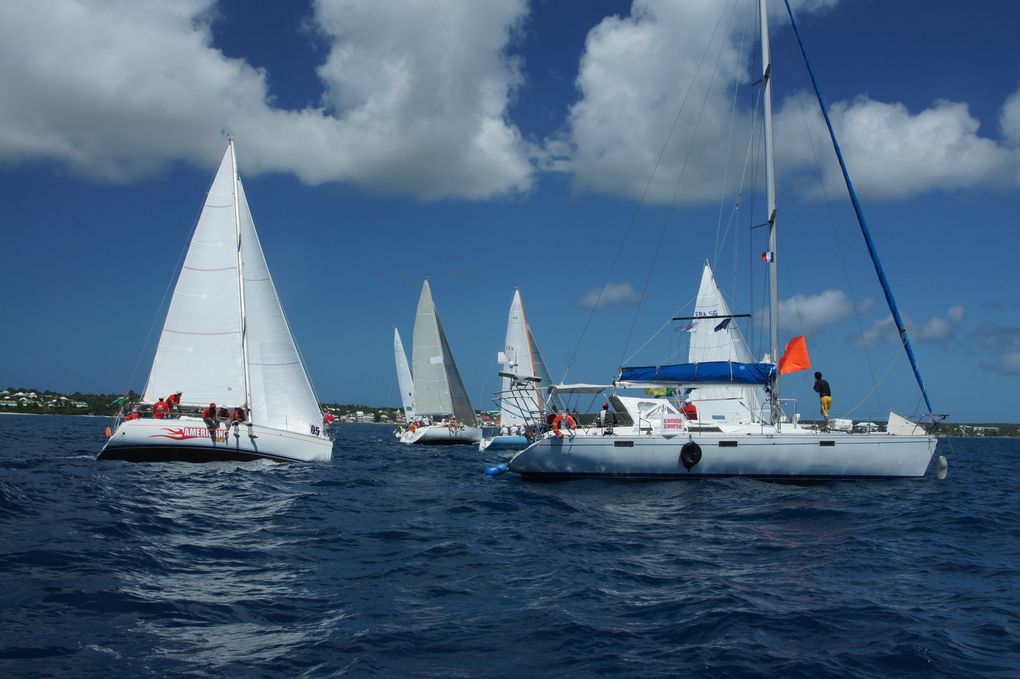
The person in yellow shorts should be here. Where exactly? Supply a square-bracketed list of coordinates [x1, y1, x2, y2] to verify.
[813, 371, 832, 431]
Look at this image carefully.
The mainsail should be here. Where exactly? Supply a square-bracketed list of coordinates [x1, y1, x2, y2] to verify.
[687, 263, 763, 422]
[143, 142, 321, 436]
[411, 280, 477, 426]
[393, 327, 416, 421]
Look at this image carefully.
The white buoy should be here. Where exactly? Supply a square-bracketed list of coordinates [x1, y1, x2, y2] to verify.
[936, 455, 948, 480]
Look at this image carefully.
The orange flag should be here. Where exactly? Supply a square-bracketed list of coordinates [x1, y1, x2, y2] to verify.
[778, 335, 811, 375]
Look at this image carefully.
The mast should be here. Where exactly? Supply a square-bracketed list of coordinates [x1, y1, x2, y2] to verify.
[760, 0, 780, 427]
[229, 136, 253, 414]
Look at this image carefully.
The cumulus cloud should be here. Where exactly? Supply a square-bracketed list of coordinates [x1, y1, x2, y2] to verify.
[578, 282, 642, 309]
[1000, 87, 1020, 147]
[555, 0, 1019, 204]
[972, 323, 1020, 375]
[775, 289, 853, 334]
[858, 305, 965, 347]
[0, 0, 532, 200]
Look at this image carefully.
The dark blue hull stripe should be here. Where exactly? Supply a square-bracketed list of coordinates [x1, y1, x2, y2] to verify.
[97, 446, 298, 464]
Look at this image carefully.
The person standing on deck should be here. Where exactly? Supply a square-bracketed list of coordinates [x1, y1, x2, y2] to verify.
[152, 397, 169, 420]
[813, 372, 832, 431]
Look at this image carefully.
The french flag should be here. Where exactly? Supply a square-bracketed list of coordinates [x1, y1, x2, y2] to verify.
[761, 251, 775, 263]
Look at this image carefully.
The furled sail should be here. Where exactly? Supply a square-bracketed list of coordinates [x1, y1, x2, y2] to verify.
[394, 327, 416, 421]
[411, 280, 477, 426]
[143, 148, 245, 407]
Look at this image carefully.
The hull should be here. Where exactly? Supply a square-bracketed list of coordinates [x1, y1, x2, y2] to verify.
[399, 424, 482, 445]
[508, 432, 937, 480]
[99, 417, 333, 463]
[479, 435, 530, 452]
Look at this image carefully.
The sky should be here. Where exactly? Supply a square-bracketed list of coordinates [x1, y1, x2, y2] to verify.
[1, 0, 1018, 424]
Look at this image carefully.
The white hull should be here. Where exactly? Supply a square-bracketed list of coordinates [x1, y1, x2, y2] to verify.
[99, 417, 333, 463]
[508, 431, 937, 480]
[399, 424, 482, 445]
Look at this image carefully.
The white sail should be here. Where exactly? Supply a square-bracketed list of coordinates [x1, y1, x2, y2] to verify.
[394, 327, 416, 421]
[499, 289, 532, 426]
[499, 289, 560, 425]
[236, 179, 322, 436]
[688, 262, 763, 423]
[143, 148, 245, 407]
[411, 280, 477, 426]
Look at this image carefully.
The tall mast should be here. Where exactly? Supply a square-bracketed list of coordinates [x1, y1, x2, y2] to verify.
[229, 136, 253, 414]
[759, 0, 780, 426]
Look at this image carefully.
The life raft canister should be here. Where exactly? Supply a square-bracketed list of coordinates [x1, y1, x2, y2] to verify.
[551, 414, 577, 439]
[680, 441, 702, 470]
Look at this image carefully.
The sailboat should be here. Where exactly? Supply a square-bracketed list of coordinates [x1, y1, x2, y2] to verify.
[398, 280, 481, 445]
[99, 139, 333, 463]
[506, 0, 939, 480]
[479, 289, 561, 451]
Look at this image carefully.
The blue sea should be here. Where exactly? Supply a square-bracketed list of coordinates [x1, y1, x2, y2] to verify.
[1, 415, 1018, 677]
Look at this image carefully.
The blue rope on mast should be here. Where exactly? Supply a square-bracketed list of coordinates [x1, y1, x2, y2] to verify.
[782, 0, 936, 419]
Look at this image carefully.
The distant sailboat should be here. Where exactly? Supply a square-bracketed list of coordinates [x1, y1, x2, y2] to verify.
[480, 289, 560, 451]
[99, 139, 333, 463]
[398, 280, 481, 445]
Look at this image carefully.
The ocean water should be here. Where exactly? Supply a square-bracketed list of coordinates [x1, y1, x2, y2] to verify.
[1, 415, 1018, 677]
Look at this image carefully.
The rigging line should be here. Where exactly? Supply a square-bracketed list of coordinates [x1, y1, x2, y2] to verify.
[783, 0, 936, 419]
[621, 293, 699, 367]
[791, 82, 885, 416]
[123, 182, 207, 405]
[713, 2, 751, 266]
[618, 0, 739, 370]
[559, 0, 734, 385]
[841, 349, 900, 419]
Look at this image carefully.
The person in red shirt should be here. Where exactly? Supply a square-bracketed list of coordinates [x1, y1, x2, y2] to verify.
[153, 397, 169, 419]
[202, 402, 219, 429]
[323, 411, 335, 426]
[166, 391, 182, 413]
[124, 407, 142, 422]
[681, 399, 698, 421]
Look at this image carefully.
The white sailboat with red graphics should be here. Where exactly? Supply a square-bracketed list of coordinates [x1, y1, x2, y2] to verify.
[99, 139, 333, 463]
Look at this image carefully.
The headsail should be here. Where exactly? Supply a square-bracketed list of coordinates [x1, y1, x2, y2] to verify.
[143, 147, 245, 407]
[237, 178, 322, 436]
[394, 327, 416, 421]
[687, 263, 763, 422]
[411, 280, 477, 426]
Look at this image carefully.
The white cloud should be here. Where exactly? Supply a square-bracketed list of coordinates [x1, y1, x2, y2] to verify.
[577, 282, 642, 309]
[913, 305, 964, 343]
[775, 289, 853, 334]
[0, 0, 532, 200]
[858, 305, 965, 347]
[555, 1, 1019, 204]
[1000, 87, 1020, 147]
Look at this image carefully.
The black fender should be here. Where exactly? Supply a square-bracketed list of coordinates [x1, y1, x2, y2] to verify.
[680, 441, 702, 470]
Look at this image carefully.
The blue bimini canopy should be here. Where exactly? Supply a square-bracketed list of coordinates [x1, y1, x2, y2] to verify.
[619, 361, 775, 385]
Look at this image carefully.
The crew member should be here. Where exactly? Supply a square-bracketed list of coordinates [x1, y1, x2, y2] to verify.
[124, 406, 142, 422]
[323, 410, 335, 426]
[166, 391, 182, 413]
[152, 397, 169, 419]
[681, 399, 698, 421]
[598, 402, 615, 435]
[202, 402, 220, 429]
[813, 371, 832, 431]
